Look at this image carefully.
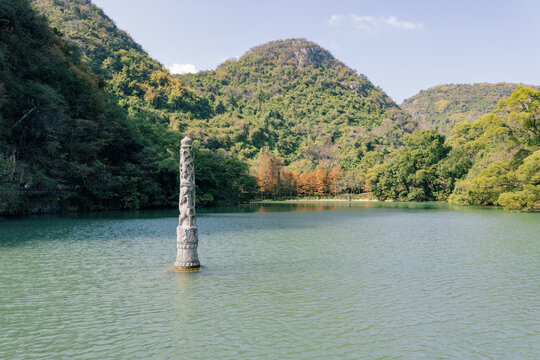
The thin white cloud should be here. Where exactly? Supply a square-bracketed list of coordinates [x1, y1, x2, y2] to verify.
[167, 63, 198, 75]
[328, 14, 423, 32]
[381, 15, 423, 30]
[327, 14, 344, 27]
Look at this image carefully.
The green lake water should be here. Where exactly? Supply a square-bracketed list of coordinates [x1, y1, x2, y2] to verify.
[1, 202, 539, 359]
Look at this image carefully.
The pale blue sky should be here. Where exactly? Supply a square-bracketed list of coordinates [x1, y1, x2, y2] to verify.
[92, 0, 540, 103]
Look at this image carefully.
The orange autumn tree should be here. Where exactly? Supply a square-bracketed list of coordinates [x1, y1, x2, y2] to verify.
[327, 165, 342, 195]
[296, 171, 311, 196]
[279, 168, 297, 196]
[307, 170, 318, 195]
[297, 169, 318, 195]
[315, 164, 328, 195]
[294, 172, 305, 196]
[257, 150, 279, 198]
[257, 157, 344, 198]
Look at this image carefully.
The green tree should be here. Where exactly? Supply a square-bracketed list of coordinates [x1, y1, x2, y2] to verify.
[448, 87, 540, 210]
[496, 86, 540, 145]
[370, 130, 450, 201]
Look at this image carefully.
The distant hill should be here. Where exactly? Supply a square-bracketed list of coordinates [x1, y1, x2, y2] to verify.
[401, 83, 539, 135]
[181, 39, 416, 168]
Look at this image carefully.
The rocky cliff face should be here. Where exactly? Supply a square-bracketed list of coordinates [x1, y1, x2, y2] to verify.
[246, 38, 335, 68]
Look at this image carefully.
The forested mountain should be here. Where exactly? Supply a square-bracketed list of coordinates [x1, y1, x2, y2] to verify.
[31, 0, 213, 125]
[180, 39, 417, 169]
[30, 0, 419, 207]
[0, 0, 255, 214]
[33, 1, 415, 169]
[3, 1, 536, 213]
[401, 83, 538, 135]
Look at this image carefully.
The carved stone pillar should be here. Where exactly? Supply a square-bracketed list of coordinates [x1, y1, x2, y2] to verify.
[175, 136, 200, 271]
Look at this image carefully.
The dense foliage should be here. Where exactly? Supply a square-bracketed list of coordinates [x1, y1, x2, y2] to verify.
[3, 1, 537, 214]
[180, 39, 417, 167]
[0, 0, 255, 214]
[1, 0, 159, 213]
[401, 83, 538, 135]
[31, 0, 213, 126]
[369, 130, 455, 201]
[448, 87, 539, 210]
[29, 0, 419, 213]
[369, 87, 539, 210]
[255, 150, 343, 198]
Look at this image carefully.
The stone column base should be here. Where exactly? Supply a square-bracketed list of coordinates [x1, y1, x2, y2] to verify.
[172, 264, 201, 272]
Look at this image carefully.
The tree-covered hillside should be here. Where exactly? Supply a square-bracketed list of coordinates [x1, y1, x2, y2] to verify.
[401, 83, 538, 135]
[369, 86, 539, 211]
[33, 2, 416, 170]
[448, 86, 539, 210]
[31, 0, 213, 126]
[31, 0, 420, 207]
[0, 0, 255, 214]
[180, 39, 417, 169]
[0, 0, 165, 213]
[6, 1, 536, 214]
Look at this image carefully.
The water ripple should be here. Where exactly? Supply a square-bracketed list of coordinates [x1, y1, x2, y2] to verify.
[1, 204, 539, 359]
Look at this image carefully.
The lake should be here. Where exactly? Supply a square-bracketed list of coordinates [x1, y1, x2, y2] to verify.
[1, 202, 539, 359]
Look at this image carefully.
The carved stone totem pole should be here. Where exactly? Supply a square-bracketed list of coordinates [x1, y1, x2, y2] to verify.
[174, 136, 200, 271]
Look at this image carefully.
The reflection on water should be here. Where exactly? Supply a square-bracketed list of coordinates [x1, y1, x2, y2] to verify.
[207, 200, 499, 214]
[0, 202, 539, 359]
[250, 200, 448, 212]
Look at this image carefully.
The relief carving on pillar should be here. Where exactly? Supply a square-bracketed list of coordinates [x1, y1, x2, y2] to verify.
[175, 137, 200, 270]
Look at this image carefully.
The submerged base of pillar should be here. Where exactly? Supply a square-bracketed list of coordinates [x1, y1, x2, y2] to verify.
[172, 264, 201, 272]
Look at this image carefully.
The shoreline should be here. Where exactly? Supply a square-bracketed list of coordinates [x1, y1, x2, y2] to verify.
[3, 198, 536, 218]
[255, 198, 381, 203]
